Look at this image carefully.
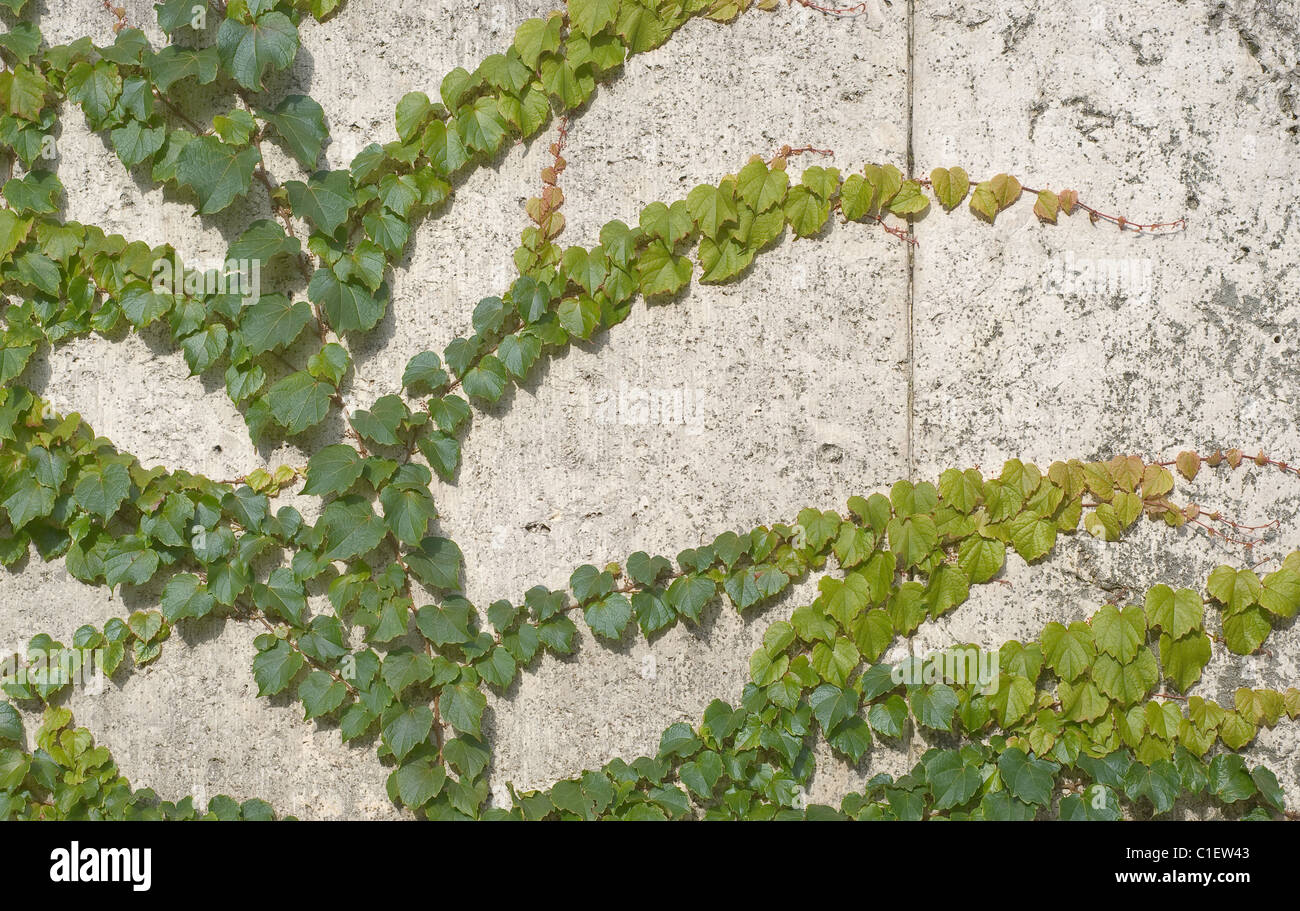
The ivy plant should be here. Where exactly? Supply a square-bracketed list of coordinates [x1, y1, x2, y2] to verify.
[0, 0, 1291, 820]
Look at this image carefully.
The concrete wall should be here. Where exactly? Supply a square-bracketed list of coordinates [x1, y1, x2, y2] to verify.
[2, 0, 1297, 817]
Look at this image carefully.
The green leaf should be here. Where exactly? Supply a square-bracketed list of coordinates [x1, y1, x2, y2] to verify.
[239, 294, 313, 355]
[910, 683, 959, 731]
[1222, 605, 1271, 655]
[868, 694, 908, 738]
[686, 183, 738, 238]
[1207, 565, 1261, 614]
[264, 370, 332, 435]
[287, 170, 354, 236]
[110, 120, 166, 169]
[1091, 651, 1158, 705]
[103, 536, 160, 589]
[1258, 567, 1300, 618]
[1144, 585, 1203, 638]
[298, 669, 347, 720]
[308, 268, 386, 333]
[957, 536, 1004, 583]
[809, 683, 859, 733]
[1159, 631, 1211, 692]
[1122, 760, 1181, 814]
[252, 640, 303, 696]
[0, 702, 23, 744]
[160, 573, 215, 622]
[147, 46, 221, 93]
[457, 96, 508, 155]
[319, 496, 386, 561]
[887, 180, 929, 217]
[72, 463, 132, 521]
[1040, 621, 1094, 682]
[1008, 511, 1056, 562]
[259, 94, 327, 168]
[637, 239, 692, 297]
[216, 11, 300, 92]
[392, 756, 447, 809]
[585, 593, 632, 639]
[301, 445, 364, 497]
[405, 537, 462, 590]
[783, 185, 829, 237]
[1091, 604, 1145, 662]
[924, 750, 981, 810]
[383, 706, 433, 761]
[176, 135, 259, 215]
[380, 485, 438, 545]
[570, 0, 619, 35]
[442, 682, 486, 738]
[930, 166, 969, 210]
[997, 747, 1056, 807]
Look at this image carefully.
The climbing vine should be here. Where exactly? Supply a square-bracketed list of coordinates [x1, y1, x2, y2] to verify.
[0, 0, 1296, 821]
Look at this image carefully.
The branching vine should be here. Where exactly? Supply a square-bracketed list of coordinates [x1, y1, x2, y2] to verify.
[0, 0, 1294, 820]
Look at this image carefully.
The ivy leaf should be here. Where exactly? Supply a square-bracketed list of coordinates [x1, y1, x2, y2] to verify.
[1122, 760, 1180, 815]
[809, 683, 858, 733]
[103, 536, 160, 589]
[405, 536, 462, 590]
[569, 0, 619, 34]
[924, 750, 981, 810]
[1159, 631, 1211, 692]
[930, 166, 969, 210]
[783, 185, 829, 237]
[1144, 584, 1203, 638]
[239, 294, 313, 355]
[301, 445, 364, 497]
[887, 180, 929, 217]
[216, 11, 300, 92]
[1222, 606, 1271, 655]
[319, 496, 386, 561]
[380, 485, 439, 545]
[0, 702, 23, 744]
[442, 682, 486, 738]
[1091, 651, 1158, 705]
[286, 171, 354, 236]
[686, 183, 738, 238]
[868, 694, 908, 738]
[259, 94, 327, 168]
[910, 683, 959, 732]
[160, 573, 215, 622]
[585, 593, 632, 639]
[461, 356, 510, 403]
[1258, 567, 1300, 618]
[176, 135, 259, 215]
[957, 536, 1004, 584]
[1040, 621, 1094, 682]
[147, 45, 221, 92]
[296, 669, 346, 720]
[383, 706, 433, 761]
[540, 57, 595, 109]
[264, 370, 332, 435]
[72, 463, 132, 521]
[997, 747, 1056, 807]
[637, 239, 692, 297]
[110, 120, 166, 169]
[391, 756, 447, 809]
[1008, 512, 1056, 562]
[1091, 604, 1145, 662]
[308, 268, 386, 333]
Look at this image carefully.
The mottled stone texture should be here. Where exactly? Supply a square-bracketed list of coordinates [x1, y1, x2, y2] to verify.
[1, 0, 1296, 817]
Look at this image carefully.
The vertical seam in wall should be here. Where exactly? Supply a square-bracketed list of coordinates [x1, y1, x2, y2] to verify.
[905, 0, 916, 483]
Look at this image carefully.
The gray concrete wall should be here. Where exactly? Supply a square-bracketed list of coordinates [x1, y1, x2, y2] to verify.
[2, 0, 1298, 817]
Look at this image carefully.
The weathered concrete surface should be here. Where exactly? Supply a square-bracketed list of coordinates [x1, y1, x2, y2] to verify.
[0, 0, 1297, 816]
